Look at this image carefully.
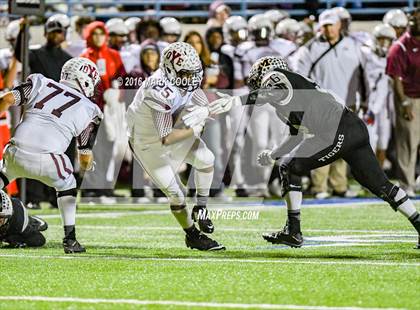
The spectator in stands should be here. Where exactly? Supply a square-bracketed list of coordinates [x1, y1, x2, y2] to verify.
[14, 15, 73, 209]
[160, 17, 182, 44]
[66, 16, 93, 57]
[295, 9, 364, 199]
[383, 9, 408, 38]
[125, 17, 141, 44]
[105, 18, 137, 73]
[80, 21, 127, 201]
[205, 27, 234, 198]
[207, 1, 231, 28]
[386, 8, 420, 198]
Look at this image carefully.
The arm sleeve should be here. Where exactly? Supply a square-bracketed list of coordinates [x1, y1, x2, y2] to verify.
[191, 88, 209, 107]
[11, 81, 33, 106]
[77, 117, 101, 150]
[152, 109, 173, 139]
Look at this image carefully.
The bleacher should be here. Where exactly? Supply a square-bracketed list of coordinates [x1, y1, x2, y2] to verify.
[0, 0, 416, 19]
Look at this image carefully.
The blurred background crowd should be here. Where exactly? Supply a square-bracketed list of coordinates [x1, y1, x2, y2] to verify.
[0, 0, 419, 207]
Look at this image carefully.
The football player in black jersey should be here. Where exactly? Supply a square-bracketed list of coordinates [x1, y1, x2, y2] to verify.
[0, 190, 48, 248]
[209, 56, 420, 249]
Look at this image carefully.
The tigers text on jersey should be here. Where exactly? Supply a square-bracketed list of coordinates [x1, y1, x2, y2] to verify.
[127, 69, 196, 145]
[12, 74, 102, 154]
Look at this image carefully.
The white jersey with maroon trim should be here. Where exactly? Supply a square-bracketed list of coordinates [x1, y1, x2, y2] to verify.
[241, 41, 284, 80]
[361, 46, 393, 115]
[127, 69, 200, 145]
[12, 74, 102, 154]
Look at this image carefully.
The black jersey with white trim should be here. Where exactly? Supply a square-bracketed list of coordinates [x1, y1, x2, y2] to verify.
[246, 68, 345, 145]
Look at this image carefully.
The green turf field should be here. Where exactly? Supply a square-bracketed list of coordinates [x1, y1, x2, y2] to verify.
[0, 201, 419, 310]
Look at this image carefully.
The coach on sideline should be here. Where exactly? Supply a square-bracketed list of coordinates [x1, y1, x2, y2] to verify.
[294, 9, 365, 199]
[386, 8, 420, 198]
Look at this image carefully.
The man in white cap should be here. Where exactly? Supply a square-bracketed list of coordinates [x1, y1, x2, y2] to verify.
[294, 9, 365, 199]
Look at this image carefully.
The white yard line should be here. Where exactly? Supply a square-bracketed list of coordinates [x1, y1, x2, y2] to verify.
[0, 253, 419, 267]
[0, 296, 406, 310]
[46, 224, 415, 235]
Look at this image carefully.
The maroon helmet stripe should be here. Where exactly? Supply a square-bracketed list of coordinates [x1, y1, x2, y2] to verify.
[50, 154, 65, 180]
[58, 154, 73, 175]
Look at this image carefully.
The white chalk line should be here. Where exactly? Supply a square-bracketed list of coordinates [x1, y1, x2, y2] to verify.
[0, 253, 419, 267]
[0, 296, 405, 310]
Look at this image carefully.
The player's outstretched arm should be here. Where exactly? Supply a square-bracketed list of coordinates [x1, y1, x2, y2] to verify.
[0, 92, 16, 114]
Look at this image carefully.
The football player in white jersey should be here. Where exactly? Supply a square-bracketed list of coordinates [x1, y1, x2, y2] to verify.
[361, 24, 396, 166]
[127, 42, 225, 251]
[241, 14, 289, 196]
[0, 57, 103, 253]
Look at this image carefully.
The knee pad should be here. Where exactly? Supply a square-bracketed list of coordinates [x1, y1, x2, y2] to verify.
[379, 182, 408, 211]
[163, 182, 186, 206]
[280, 166, 302, 197]
[193, 147, 215, 170]
[57, 188, 77, 198]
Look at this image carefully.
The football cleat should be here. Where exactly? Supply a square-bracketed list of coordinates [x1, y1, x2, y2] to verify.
[263, 225, 303, 248]
[63, 239, 86, 254]
[185, 232, 225, 251]
[192, 205, 214, 233]
[415, 236, 420, 249]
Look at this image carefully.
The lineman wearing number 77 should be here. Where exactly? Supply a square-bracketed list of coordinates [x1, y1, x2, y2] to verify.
[209, 56, 420, 249]
[0, 57, 103, 253]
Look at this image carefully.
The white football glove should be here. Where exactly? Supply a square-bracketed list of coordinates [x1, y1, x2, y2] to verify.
[257, 149, 275, 166]
[209, 92, 239, 115]
[192, 121, 205, 137]
[182, 105, 210, 128]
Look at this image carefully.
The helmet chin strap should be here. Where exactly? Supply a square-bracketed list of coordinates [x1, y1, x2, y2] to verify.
[75, 78, 88, 98]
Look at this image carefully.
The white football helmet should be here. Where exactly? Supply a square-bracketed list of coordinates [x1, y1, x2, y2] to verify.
[264, 9, 290, 26]
[248, 14, 273, 42]
[247, 56, 290, 90]
[160, 17, 182, 37]
[47, 14, 71, 29]
[372, 23, 396, 56]
[5, 19, 20, 42]
[223, 15, 248, 45]
[383, 9, 408, 28]
[106, 18, 129, 35]
[160, 42, 203, 92]
[275, 18, 301, 41]
[125, 17, 141, 32]
[332, 7, 352, 22]
[60, 57, 101, 98]
[0, 190, 13, 220]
